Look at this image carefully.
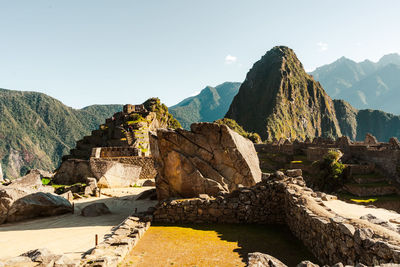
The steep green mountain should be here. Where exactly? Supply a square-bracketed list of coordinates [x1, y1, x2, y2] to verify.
[333, 99, 400, 141]
[225, 46, 342, 141]
[311, 53, 400, 114]
[225, 46, 400, 142]
[169, 82, 241, 129]
[0, 88, 122, 179]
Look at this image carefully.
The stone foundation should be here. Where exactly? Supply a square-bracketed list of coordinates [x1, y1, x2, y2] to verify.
[153, 172, 400, 265]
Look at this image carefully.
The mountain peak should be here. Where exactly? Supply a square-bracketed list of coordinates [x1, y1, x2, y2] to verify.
[263, 46, 303, 69]
[226, 46, 341, 141]
[378, 53, 400, 67]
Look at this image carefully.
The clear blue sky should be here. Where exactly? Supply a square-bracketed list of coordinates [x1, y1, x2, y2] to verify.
[0, 1, 399, 108]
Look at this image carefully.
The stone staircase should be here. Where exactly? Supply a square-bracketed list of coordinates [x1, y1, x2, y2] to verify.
[343, 165, 398, 197]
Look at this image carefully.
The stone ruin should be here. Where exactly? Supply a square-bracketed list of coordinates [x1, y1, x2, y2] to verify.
[123, 104, 147, 114]
[5, 120, 400, 266]
[153, 171, 400, 265]
[53, 101, 169, 186]
[365, 132, 379, 145]
[255, 133, 400, 184]
[150, 122, 261, 200]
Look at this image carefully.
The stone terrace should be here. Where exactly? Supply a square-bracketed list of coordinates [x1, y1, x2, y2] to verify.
[154, 171, 400, 265]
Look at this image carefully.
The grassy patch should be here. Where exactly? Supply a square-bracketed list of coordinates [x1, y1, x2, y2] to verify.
[339, 193, 400, 203]
[350, 198, 377, 203]
[51, 182, 86, 189]
[41, 178, 51, 185]
[121, 224, 318, 267]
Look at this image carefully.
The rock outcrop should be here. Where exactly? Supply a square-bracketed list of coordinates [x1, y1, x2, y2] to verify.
[0, 189, 72, 224]
[225, 46, 342, 141]
[150, 122, 261, 200]
[247, 252, 288, 267]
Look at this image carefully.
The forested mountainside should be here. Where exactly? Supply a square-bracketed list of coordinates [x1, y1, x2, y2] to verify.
[0, 88, 122, 179]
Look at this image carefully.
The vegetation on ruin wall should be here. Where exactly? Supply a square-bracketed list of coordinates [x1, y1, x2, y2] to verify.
[0, 88, 122, 179]
[313, 149, 346, 192]
[214, 118, 262, 143]
[143, 97, 181, 129]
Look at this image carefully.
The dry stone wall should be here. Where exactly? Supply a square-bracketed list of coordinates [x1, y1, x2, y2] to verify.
[101, 156, 157, 179]
[154, 174, 285, 224]
[154, 171, 400, 265]
[83, 215, 151, 267]
[255, 134, 400, 184]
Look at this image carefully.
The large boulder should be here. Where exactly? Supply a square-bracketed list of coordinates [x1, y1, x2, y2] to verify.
[0, 188, 72, 224]
[6, 171, 43, 189]
[96, 162, 142, 188]
[151, 122, 262, 200]
[53, 159, 93, 185]
[81, 203, 111, 217]
[247, 252, 287, 267]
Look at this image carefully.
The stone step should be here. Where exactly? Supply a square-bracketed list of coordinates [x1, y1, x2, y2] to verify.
[344, 182, 397, 197]
[352, 174, 387, 184]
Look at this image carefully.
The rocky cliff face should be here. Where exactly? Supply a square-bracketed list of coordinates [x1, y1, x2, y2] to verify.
[333, 99, 358, 140]
[333, 99, 400, 142]
[225, 46, 342, 141]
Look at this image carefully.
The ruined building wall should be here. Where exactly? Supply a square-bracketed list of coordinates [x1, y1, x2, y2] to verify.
[154, 173, 400, 265]
[255, 136, 400, 183]
[349, 147, 400, 181]
[100, 156, 157, 179]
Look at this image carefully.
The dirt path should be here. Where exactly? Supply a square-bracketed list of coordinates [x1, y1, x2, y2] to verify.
[0, 187, 156, 261]
[324, 200, 400, 222]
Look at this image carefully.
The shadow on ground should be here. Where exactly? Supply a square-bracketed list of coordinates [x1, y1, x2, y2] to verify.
[0, 192, 156, 232]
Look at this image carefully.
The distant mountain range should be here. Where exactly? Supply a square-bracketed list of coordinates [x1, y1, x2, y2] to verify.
[225, 46, 400, 142]
[169, 82, 241, 129]
[2, 50, 400, 179]
[0, 88, 122, 179]
[311, 53, 400, 114]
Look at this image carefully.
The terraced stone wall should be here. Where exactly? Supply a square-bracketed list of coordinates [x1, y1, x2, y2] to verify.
[154, 172, 400, 265]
